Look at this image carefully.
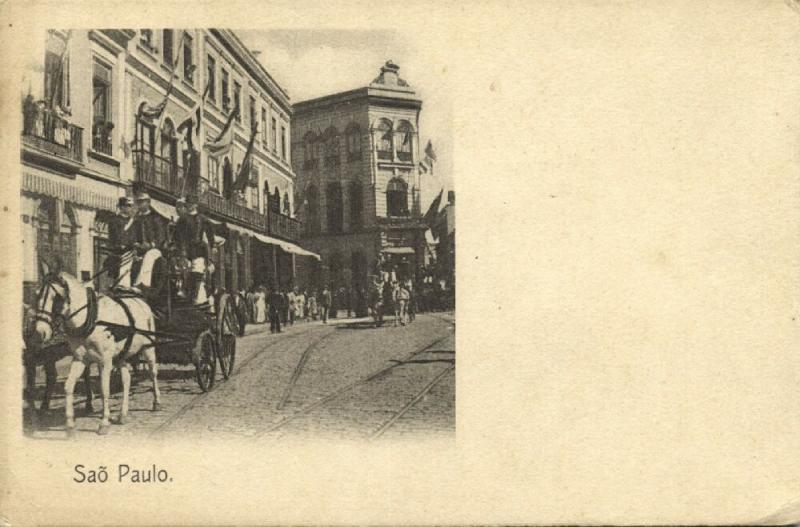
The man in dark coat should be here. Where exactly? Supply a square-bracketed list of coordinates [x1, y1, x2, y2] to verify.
[131, 183, 167, 299]
[174, 194, 210, 304]
[267, 285, 283, 333]
[107, 196, 136, 286]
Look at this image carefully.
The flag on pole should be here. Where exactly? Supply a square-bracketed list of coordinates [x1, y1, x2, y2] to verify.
[418, 161, 428, 174]
[425, 140, 437, 162]
[140, 32, 186, 123]
[231, 122, 258, 193]
[177, 76, 210, 151]
[205, 107, 238, 158]
[423, 189, 444, 227]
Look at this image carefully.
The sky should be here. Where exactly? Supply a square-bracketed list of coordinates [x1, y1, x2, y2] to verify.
[236, 29, 453, 211]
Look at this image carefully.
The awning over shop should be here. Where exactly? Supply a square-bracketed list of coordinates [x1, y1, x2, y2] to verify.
[381, 246, 416, 255]
[225, 222, 321, 261]
[22, 171, 118, 211]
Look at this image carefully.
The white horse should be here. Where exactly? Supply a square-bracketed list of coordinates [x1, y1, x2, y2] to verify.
[30, 264, 162, 436]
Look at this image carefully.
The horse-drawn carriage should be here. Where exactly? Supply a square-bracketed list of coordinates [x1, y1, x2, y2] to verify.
[24, 253, 241, 435]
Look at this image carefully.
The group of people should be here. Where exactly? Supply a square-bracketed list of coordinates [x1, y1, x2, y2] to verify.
[240, 285, 334, 333]
[105, 182, 213, 308]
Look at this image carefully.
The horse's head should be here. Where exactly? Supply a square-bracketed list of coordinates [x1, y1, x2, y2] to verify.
[27, 268, 71, 347]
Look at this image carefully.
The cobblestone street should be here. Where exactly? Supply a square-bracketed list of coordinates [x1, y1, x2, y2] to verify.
[24, 313, 455, 442]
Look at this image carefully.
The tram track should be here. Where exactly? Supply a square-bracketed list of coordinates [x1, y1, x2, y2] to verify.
[149, 324, 334, 436]
[255, 333, 454, 439]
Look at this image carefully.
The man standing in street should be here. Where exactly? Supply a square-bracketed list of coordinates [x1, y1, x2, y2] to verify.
[268, 285, 283, 334]
[320, 285, 332, 324]
[287, 287, 296, 326]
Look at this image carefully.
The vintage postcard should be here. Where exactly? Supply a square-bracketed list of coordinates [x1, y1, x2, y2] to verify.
[1, 0, 799, 525]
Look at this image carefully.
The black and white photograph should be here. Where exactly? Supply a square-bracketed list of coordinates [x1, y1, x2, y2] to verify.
[3, 1, 800, 525]
[19, 28, 455, 441]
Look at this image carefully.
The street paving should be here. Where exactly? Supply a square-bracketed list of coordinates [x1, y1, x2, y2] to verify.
[23, 313, 455, 442]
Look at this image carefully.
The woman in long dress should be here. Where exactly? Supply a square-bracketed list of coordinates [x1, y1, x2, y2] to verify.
[255, 286, 267, 323]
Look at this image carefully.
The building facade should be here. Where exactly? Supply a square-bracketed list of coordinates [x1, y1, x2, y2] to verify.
[291, 61, 427, 292]
[21, 29, 313, 305]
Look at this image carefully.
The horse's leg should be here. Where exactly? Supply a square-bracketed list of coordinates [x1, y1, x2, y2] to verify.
[42, 359, 57, 411]
[144, 347, 162, 411]
[83, 363, 94, 413]
[97, 359, 112, 435]
[115, 363, 131, 425]
[64, 360, 86, 437]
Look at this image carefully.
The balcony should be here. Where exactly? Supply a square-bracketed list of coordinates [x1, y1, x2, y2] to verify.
[202, 191, 266, 231]
[21, 101, 83, 170]
[92, 121, 114, 156]
[268, 208, 301, 242]
[132, 150, 184, 195]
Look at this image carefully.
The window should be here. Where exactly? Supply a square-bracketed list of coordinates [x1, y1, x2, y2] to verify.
[183, 34, 194, 82]
[206, 55, 216, 102]
[92, 60, 113, 155]
[280, 125, 287, 160]
[261, 108, 267, 143]
[273, 188, 281, 213]
[249, 96, 256, 131]
[250, 164, 260, 210]
[323, 127, 339, 168]
[303, 131, 316, 169]
[37, 198, 77, 276]
[376, 119, 393, 160]
[140, 29, 154, 49]
[386, 178, 408, 217]
[349, 181, 363, 229]
[305, 184, 319, 235]
[221, 69, 230, 112]
[44, 32, 70, 109]
[135, 103, 155, 154]
[208, 156, 220, 191]
[283, 192, 290, 215]
[326, 182, 344, 233]
[346, 123, 361, 161]
[396, 120, 413, 162]
[233, 81, 241, 121]
[162, 29, 174, 66]
[271, 117, 277, 152]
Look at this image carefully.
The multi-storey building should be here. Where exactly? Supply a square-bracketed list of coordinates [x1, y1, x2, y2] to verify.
[291, 61, 428, 292]
[21, 29, 314, 304]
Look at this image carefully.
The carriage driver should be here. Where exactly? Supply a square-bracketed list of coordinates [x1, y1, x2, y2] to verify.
[175, 193, 211, 305]
[131, 182, 167, 295]
[107, 196, 136, 288]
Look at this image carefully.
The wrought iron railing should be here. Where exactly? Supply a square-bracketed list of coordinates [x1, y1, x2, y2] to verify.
[268, 209, 301, 241]
[92, 122, 114, 155]
[132, 150, 184, 195]
[202, 191, 267, 230]
[21, 102, 83, 163]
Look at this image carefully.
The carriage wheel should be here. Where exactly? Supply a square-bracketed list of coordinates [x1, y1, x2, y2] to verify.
[216, 294, 238, 380]
[194, 330, 216, 392]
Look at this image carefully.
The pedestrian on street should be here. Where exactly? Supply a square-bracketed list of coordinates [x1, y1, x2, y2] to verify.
[294, 287, 305, 323]
[287, 288, 296, 326]
[346, 286, 354, 318]
[320, 285, 332, 324]
[268, 286, 282, 333]
[308, 291, 318, 321]
[254, 286, 267, 324]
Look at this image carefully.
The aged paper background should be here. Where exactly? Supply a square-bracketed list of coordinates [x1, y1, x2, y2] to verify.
[1, 0, 800, 524]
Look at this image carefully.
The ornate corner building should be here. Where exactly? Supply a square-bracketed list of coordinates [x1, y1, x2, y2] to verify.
[291, 61, 428, 291]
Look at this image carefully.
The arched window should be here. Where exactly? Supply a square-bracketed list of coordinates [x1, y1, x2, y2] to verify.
[376, 119, 393, 160]
[326, 182, 343, 233]
[272, 187, 281, 213]
[396, 120, 414, 162]
[222, 157, 233, 198]
[160, 119, 178, 190]
[283, 192, 290, 215]
[349, 181, 363, 229]
[346, 123, 361, 161]
[303, 131, 317, 169]
[386, 177, 408, 217]
[305, 184, 319, 235]
[323, 126, 340, 168]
